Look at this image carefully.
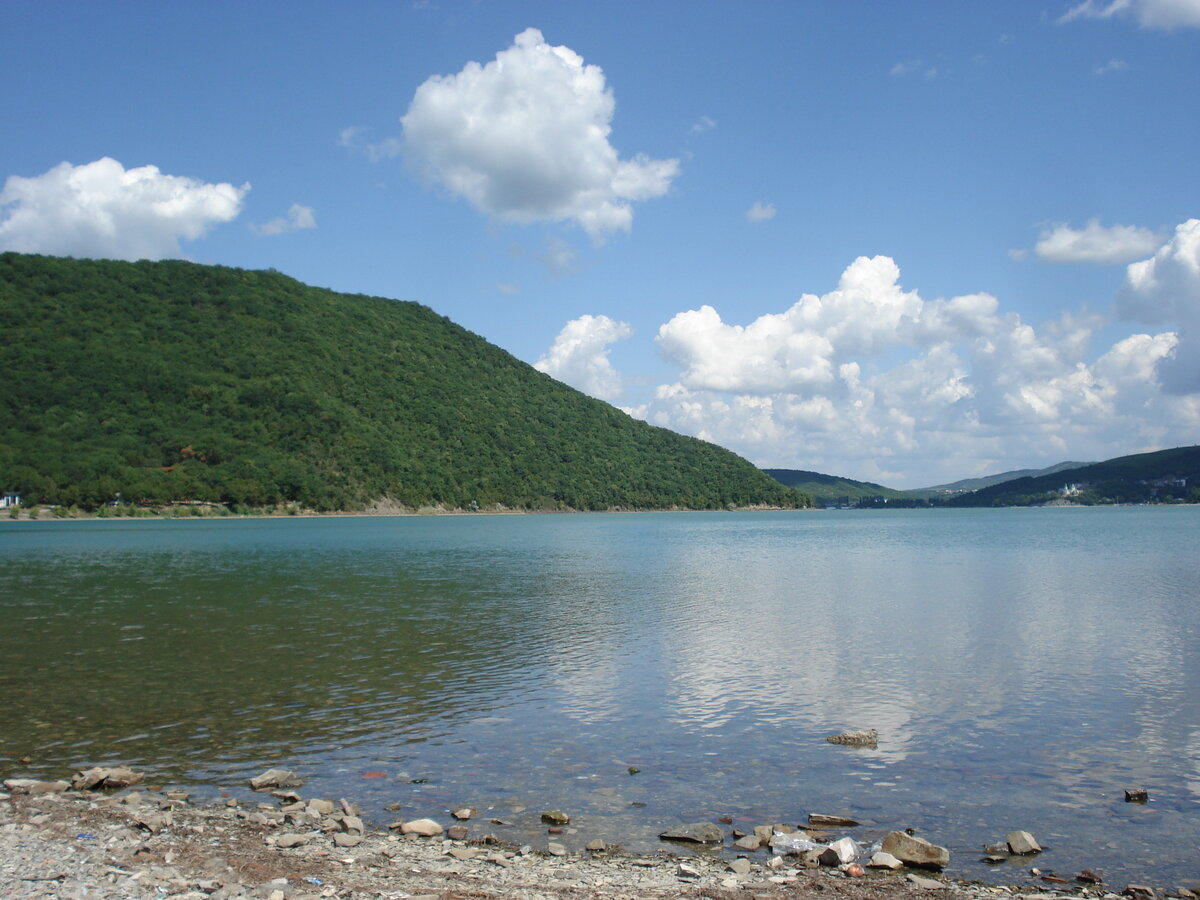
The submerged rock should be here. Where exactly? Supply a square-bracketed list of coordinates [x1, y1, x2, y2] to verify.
[540, 810, 570, 825]
[809, 813, 860, 827]
[826, 729, 878, 748]
[659, 822, 724, 843]
[1125, 789, 1149, 803]
[882, 830, 950, 870]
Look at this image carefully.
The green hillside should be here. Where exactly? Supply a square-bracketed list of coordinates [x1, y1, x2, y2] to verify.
[762, 468, 911, 506]
[0, 253, 807, 513]
[946, 446, 1200, 506]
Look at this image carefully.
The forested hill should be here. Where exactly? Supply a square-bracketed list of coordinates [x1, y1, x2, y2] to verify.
[0, 253, 806, 512]
[945, 446, 1200, 506]
[762, 468, 910, 505]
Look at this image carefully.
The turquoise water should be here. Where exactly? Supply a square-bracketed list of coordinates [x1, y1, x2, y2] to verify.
[1, 508, 1197, 886]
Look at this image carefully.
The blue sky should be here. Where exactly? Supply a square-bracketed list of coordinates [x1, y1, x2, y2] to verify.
[3, 1, 1198, 487]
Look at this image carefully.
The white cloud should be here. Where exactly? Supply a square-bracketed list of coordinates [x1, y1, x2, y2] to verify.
[629, 254, 1199, 487]
[688, 116, 717, 135]
[890, 59, 938, 79]
[1093, 57, 1129, 75]
[496, 281, 519, 295]
[0, 157, 247, 261]
[1059, 0, 1200, 28]
[401, 28, 679, 239]
[745, 201, 776, 223]
[535, 314, 633, 401]
[1033, 219, 1163, 264]
[339, 125, 403, 162]
[541, 236, 579, 276]
[251, 203, 316, 236]
[1117, 218, 1200, 393]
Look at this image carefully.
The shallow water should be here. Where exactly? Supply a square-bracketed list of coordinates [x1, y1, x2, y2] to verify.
[2, 508, 1197, 886]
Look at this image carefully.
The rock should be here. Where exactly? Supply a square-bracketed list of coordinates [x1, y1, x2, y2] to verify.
[540, 810, 570, 825]
[828, 837, 859, 863]
[734, 835, 762, 850]
[1077, 869, 1104, 884]
[768, 855, 785, 869]
[882, 831, 950, 870]
[868, 851, 904, 870]
[3, 778, 69, 795]
[275, 833, 311, 848]
[826, 729, 878, 747]
[446, 825, 468, 841]
[341, 815, 364, 833]
[754, 825, 775, 844]
[728, 857, 752, 876]
[659, 822, 724, 843]
[677, 862, 702, 878]
[809, 813, 860, 827]
[907, 874, 948, 889]
[798, 849, 824, 868]
[399, 818, 443, 836]
[547, 842, 568, 857]
[983, 842, 1010, 855]
[447, 847, 477, 861]
[333, 832, 362, 848]
[452, 807, 475, 820]
[586, 839, 607, 852]
[134, 812, 172, 833]
[248, 769, 302, 791]
[1006, 830, 1042, 855]
[844, 863, 866, 877]
[71, 766, 144, 791]
[307, 798, 335, 815]
[1125, 789, 1149, 803]
[1124, 886, 1156, 899]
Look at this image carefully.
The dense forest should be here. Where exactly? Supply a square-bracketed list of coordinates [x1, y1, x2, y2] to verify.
[762, 468, 912, 507]
[0, 253, 809, 513]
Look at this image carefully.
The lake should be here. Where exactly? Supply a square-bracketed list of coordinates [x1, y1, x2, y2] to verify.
[1, 508, 1197, 886]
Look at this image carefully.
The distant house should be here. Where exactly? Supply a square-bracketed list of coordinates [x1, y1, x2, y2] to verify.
[1, 492, 20, 509]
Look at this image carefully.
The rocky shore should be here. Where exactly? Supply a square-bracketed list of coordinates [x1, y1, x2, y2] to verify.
[5, 769, 1197, 900]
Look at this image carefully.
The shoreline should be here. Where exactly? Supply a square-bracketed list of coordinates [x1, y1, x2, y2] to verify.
[3, 775, 1192, 900]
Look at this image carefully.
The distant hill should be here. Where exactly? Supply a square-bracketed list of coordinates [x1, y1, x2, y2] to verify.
[0, 253, 806, 512]
[946, 446, 1200, 507]
[762, 468, 910, 506]
[916, 460, 1093, 496]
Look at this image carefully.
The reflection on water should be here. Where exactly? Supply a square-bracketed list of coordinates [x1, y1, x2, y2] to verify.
[2, 509, 1198, 885]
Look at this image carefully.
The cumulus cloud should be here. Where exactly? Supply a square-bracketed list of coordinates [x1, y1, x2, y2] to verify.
[1117, 218, 1200, 393]
[400, 28, 679, 239]
[0, 157, 247, 260]
[535, 314, 633, 401]
[1059, 0, 1200, 28]
[250, 203, 316, 236]
[745, 201, 776, 223]
[1033, 219, 1164, 264]
[629, 254, 1198, 487]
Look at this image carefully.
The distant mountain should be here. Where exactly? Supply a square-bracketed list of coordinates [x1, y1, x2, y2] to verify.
[946, 446, 1200, 507]
[0, 253, 807, 512]
[762, 468, 910, 506]
[917, 460, 1094, 495]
